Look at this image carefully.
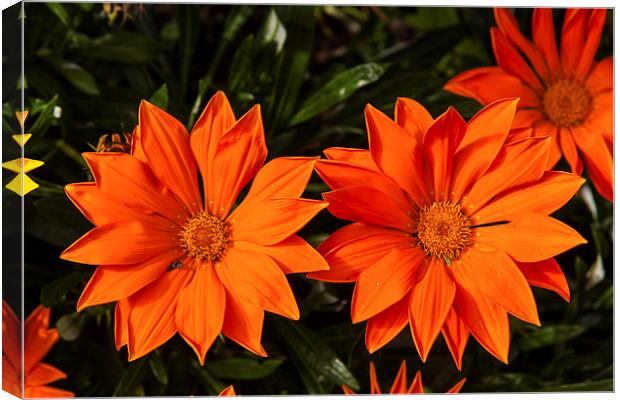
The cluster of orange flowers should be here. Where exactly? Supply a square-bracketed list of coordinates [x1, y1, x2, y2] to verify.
[4, 7, 611, 397]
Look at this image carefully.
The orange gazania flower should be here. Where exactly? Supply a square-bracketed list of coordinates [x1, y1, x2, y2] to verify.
[445, 8, 613, 201]
[61, 91, 328, 363]
[2, 301, 74, 398]
[342, 361, 465, 394]
[309, 97, 586, 368]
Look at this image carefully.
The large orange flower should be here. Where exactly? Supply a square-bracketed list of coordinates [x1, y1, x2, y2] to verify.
[61, 92, 328, 363]
[309, 97, 586, 368]
[445, 8, 612, 201]
[2, 301, 74, 398]
[342, 361, 465, 394]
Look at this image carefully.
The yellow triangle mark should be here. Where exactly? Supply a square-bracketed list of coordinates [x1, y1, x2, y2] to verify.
[15, 110, 28, 129]
[12, 133, 32, 147]
[5, 172, 39, 196]
[2, 158, 45, 174]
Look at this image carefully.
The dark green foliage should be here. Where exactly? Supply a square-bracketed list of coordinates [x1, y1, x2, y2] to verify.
[6, 4, 613, 395]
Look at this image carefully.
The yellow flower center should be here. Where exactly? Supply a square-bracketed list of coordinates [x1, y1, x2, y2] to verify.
[542, 79, 592, 127]
[180, 211, 230, 261]
[416, 202, 472, 263]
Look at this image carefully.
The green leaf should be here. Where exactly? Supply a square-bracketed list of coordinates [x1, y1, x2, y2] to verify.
[256, 9, 286, 52]
[271, 317, 360, 393]
[192, 361, 225, 395]
[114, 359, 148, 396]
[542, 379, 613, 392]
[205, 358, 283, 380]
[76, 32, 164, 63]
[56, 313, 84, 341]
[267, 6, 315, 136]
[46, 3, 71, 26]
[28, 95, 58, 136]
[177, 5, 199, 99]
[228, 35, 255, 93]
[518, 325, 585, 351]
[149, 84, 169, 110]
[40, 272, 87, 307]
[290, 63, 386, 126]
[58, 62, 100, 95]
[148, 352, 169, 385]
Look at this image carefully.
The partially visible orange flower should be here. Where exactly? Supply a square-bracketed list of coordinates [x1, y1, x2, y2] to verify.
[445, 8, 612, 201]
[310, 97, 586, 368]
[2, 301, 74, 398]
[219, 385, 236, 396]
[342, 361, 465, 394]
[61, 91, 328, 363]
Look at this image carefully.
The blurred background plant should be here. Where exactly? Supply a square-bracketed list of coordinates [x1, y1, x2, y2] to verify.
[2, 4, 613, 395]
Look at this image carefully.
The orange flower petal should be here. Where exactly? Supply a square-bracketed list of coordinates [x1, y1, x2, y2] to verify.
[572, 123, 614, 202]
[365, 296, 409, 353]
[494, 8, 549, 81]
[24, 306, 58, 372]
[209, 105, 267, 218]
[389, 360, 408, 394]
[447, 378, 467, 394]
[517, 258, 570, 302]
[559, 129, 583, 175]
[451, 98, 518, 200]
[512, 109, 544, 129]
[409, 259, 455, 361]
[474, 171, 585, 224]
[24, 386, 74, 398]
[444, 67, 538, 107]
[61, 221, 177, 265]
[232, 198, 327, 246]
[394, 97, 433, 138]
[575, 9, 607, 79]
[126, 269, 193, 361]
[351, 247, 425, 323]
[190, 91, 236, 203]
[216, 248, 299, 320]
[531, 123, 561, 169]
[323, 147, 379, 171]
[586, 57, 613, 95]
[236, 236, 328, 274]
[476, 212, 586, 263]
[342, 385, 357, 395]
[369, 362, 381, 394]
[560, 9, 588, 74]
[423, 107, 467, 201]
[315, 159, 416, 210]
[365, 104, 426, 202]
[65, 183, 151, 226]
[77, 249, 180, 311]
[441, 307, 470, 371]
[310, 224, 414, 283]
[219, 385, 236, 396]
[452, 274, 510, 364]
[115, 299, 130, 350]
[491, 27, 542, 92]
[407, 371, 424, 394]
[2, 301, 20, 372]
[138, 101, 201, 212]
[222, 292, 267, 357]
[176, 262, 226, 365]
[82, 152, 186, 223]
[323, 186, 414, 232]
[458, 248, 539, 325]
[232, 157, 317, 221]
[26, 363, 66, 386]
[532, 8, 561, 78]
[463, 136, 551, 213]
